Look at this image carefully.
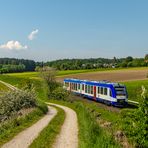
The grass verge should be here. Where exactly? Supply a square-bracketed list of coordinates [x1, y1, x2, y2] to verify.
[30, 106, 65, 148]
[0, 101, 48, 147]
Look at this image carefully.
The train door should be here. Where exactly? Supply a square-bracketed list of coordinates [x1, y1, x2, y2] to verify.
[94, 86, 96, 100]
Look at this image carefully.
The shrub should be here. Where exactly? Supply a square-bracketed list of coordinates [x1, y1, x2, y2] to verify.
[121, 86, 148, 147]
[51, 87, 70, 101]
[0, 88, 37, 122]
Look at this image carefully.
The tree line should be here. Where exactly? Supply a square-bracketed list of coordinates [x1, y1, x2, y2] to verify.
[0, 58, 36, 73]
[0, 55, 148, 73]
[39, 55, 148, 70]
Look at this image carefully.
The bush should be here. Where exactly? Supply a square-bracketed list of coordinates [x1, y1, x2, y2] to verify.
[51, 87, 70, 101]
[0, 88, 37, 122]
[121, 86, 148, 147]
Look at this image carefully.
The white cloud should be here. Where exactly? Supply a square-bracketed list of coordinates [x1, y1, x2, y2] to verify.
[0, 40, 27, 50]
[28, 29, 39, 40]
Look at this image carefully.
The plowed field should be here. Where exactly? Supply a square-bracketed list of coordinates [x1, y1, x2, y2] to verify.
[57, 69, 148, 82]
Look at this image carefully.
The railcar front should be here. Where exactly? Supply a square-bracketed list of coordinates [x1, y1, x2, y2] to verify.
[111, 83, 128, 107]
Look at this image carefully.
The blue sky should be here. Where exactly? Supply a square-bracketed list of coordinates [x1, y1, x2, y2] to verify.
[0, 0, 148, 61]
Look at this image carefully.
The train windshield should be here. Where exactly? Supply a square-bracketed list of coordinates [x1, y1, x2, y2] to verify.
[114, 86, 126, 96]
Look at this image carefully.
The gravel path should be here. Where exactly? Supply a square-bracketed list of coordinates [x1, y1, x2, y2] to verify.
[47, 103, 78, 148]
[2, 106, 57, 148]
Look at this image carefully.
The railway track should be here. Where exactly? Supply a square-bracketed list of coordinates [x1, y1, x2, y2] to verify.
[70, 94, 138, 113]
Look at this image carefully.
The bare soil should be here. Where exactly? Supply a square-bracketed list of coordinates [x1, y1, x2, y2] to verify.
[57, 69, 148, 82]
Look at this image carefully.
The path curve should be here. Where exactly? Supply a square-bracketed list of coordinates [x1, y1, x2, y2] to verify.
[46, 102, 78, 148]
[2, 106, 57, 148]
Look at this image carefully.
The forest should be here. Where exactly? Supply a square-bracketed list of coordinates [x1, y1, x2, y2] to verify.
[0, 58, 36, 73]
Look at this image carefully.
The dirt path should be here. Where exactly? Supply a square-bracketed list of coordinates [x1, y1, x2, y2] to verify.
[47, 103, 78, 148]
[0, 80, 17, 90]
[2, 106, 57, 148]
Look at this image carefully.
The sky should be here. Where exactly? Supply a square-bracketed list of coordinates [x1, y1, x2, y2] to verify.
[0, 0, 148, 61]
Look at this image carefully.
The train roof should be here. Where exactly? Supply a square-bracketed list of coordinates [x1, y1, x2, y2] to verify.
[64, 78, 125, 87]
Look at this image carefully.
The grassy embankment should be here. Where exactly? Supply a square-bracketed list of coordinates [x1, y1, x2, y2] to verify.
[0, 101, 48, 146]
[0, 75, 50, 146]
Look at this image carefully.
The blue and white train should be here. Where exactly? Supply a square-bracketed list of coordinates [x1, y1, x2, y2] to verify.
[64, 78, 128, 107]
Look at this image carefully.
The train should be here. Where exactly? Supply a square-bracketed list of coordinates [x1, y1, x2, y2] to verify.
[63, 78, 128, 107]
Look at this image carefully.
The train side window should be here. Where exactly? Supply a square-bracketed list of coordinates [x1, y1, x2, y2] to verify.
[104, 88, 107, 95]
[98, 87, 100, 94]
[82, 84, 84, 90]
[88, 85, 90, 94]
[91, 86, 93, 94]
[65, 82, 69, 87]
[110, 90, 112, 97]
[78, 84, 80, 89]
[76, 83, 77, 90]
[85, 85, 87, 93]
[101, 87, 103, 94]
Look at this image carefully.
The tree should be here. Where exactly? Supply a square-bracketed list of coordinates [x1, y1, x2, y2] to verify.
[145, 54, 148, 60]
[125, 56, 133, 62]
[39, 67, 58, 98]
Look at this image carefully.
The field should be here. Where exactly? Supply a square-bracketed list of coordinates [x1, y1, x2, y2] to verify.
[1, 67, 148, 102]
[57, 68, 148, 82]
[0, 68, 148, 147]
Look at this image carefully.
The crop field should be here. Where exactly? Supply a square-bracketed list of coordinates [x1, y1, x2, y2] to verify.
[57, 68, 148, 82]
[6, 67, 148, 80]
